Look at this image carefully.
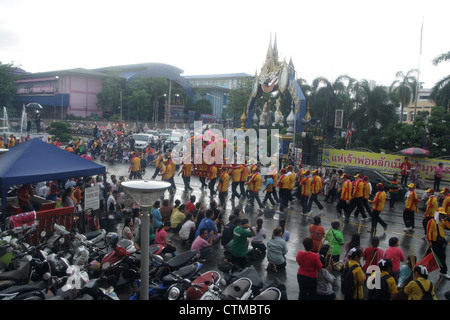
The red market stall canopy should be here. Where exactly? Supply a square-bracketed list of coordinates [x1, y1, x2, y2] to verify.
[0, 138, 106, 215]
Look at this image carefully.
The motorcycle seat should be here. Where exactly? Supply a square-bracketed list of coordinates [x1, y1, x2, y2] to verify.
[0, 280, 46, 295]
[167, 250, 197, 268]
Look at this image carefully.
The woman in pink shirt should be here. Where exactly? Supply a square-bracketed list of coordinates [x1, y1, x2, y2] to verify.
[384, 237, 405, 283]
[155, 221, 176, 257]
[434, 162, 444, 191]
[296, 237, 322, 300]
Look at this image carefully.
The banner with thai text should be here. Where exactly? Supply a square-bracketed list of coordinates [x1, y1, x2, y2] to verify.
[321, 149, 449, 182]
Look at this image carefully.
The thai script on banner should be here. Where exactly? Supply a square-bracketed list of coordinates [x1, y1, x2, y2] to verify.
[321, 149, 449, 182]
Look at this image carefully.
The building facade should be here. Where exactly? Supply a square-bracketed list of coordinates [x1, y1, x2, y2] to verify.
[184, 73, 252, 123]
[403, 88, 436, 123]
[14, 68, 108, 119]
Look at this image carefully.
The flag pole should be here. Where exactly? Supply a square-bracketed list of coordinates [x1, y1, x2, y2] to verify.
[414, 17, 424, 122]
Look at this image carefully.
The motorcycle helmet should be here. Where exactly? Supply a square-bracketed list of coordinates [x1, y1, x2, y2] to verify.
[105, 232, 119, 249]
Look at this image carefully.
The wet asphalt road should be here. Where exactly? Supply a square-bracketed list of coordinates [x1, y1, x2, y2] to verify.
[100, 160, 449, 301]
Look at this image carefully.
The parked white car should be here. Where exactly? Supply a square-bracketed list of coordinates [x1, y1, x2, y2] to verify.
[133, 133, 155, 151]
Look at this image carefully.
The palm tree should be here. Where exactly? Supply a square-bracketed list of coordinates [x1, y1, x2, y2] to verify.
[390, 69, 418, 123]
[431, 50, 450, 113]
[351, 80, 396, 131]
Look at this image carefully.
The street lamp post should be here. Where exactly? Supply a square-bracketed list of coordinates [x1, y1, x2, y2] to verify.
[120, 180, 170, 300]
[155, 94, 167, 127]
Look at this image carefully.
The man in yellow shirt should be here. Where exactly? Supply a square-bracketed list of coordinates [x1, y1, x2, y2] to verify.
[368, 183, 388, 233]
[246, 165, 264, 210]
[300, 170, 312, 215]
[207, 164, 218, 198]
[277, 168, 290, 212]
[287, 165, 296, 203]
[422, 189, 438, 236]
[403, 183, 419, 232]
[239, 164, 248, 199]
[337, 173, 353, 223]
[349, 174, 368, 220]
[307, 169, 324, 216]
[178, 158, 193, 192]
[425, 208, 450, 279]
[230, 163, 242, 202]
[442, 188, 450, 215]
[160, 157, 176, 195]
[296, 165, 305, 200]
[151, 151, 164, 179]
[217, 166, 230, 207]
[128, 152, 141, 180]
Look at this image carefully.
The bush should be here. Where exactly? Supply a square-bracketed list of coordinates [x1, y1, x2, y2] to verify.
[47, 121, 73, 143]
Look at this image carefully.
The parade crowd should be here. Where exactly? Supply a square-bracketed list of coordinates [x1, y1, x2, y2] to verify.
[3, 127, 449, 301]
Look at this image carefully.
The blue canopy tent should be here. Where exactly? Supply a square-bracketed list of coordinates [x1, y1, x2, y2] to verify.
[0, 138, 107, 224]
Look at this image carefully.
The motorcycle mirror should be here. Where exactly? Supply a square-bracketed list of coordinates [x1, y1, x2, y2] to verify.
[43, 272, 52, 281]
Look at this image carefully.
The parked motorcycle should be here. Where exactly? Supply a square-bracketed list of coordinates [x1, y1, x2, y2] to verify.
[97, 233, 139, 287]
[148, 249, 198, 282]
[166, 270, 221, 300]
[200, 277, 254, 300]
[130, 261, 203, 300]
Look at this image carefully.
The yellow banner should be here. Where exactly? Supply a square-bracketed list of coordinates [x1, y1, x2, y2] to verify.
[321, 149, 449, 182]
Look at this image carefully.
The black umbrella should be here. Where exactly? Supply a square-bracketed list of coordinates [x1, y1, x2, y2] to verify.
[25, 103, 43, 110]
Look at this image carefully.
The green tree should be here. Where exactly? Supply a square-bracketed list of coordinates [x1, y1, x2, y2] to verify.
[96, 70, 124, 117]
[129, 76, 169, 122]
[227, 77, 253, 126]
[390, 69, 418, 123]
[431, 50, 450, 113]
[184, 99, 213, 119]
[426, 106, 450, 157]
[128, 89, 151, 121]
[0, 62, 18, 107]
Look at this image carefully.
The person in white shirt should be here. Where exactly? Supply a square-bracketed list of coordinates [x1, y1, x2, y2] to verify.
[107, 190, 122, 221]
[251, 218, 267, 252]
[178, 213, 196, 243]
[37, 182, 49, 197]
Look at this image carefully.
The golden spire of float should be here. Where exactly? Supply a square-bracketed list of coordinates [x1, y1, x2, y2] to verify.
[305, 102, 311, 121]
[240, 106, 247, 130]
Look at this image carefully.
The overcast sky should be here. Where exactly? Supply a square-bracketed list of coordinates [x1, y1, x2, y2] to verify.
[1, 0, 449, 88]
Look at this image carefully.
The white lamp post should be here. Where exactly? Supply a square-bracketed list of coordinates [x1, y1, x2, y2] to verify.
[120, 180, 170, 300]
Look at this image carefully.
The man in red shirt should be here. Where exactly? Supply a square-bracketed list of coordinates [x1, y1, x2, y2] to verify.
[17, 184, 42, 212]
[400, 157, 412, 186]
[296, 237, 323, 300]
